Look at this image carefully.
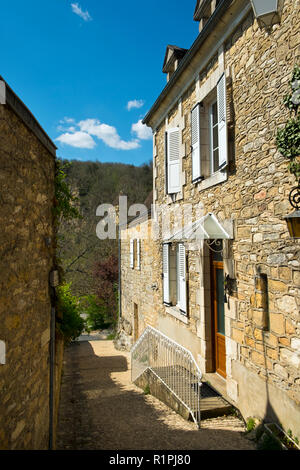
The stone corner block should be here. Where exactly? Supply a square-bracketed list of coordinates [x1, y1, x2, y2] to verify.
[0, 340, 6, 364]
[0, 81, 6, 104]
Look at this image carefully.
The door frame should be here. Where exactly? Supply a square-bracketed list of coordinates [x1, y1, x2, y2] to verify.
[210, 254, 226, 378]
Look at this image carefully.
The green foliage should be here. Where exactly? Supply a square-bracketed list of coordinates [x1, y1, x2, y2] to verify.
[257, 432, 282, 451]
[283, 64, 300, 112]
[276, 65, 300, 179]
[144, 384, 150, 395]
[56, 283, 85, 343]
[54, 161, 84, 340]
[54, 160, 81, 223]
[80, 294, 113, 331]
[246, 417, 256, 433]
[57, 159, 153, 296]
[276, 116, 300, 160]
[106, 332, 116, 340]
[286, 429, 299, 447]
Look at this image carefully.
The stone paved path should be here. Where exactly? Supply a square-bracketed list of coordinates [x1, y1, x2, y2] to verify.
[56, 340, 256, 450]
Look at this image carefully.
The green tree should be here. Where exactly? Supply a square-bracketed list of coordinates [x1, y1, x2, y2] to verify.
[81, 294, 112, 331]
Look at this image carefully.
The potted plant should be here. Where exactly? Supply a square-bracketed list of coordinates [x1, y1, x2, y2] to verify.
[264, 423, 300, 451]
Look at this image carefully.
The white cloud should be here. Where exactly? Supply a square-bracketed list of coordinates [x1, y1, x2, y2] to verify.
[131, 119, 152, 140]
[78, 118, 140, 150]
[127, 99, 145, 111]
[71, 3, 92, 21]
[56, 131, 96, 149]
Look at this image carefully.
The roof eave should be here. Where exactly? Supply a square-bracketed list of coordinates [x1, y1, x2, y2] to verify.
[142, 0, 233, 128]
[0, 75, 57, 157]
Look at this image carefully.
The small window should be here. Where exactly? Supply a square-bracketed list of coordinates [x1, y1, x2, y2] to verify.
[209, 100, 220, 174]
[165, 128, 180, 195]
[163, 242, 187, 314]
[130, 239, 141, 270]
[192, 73, 228, 184]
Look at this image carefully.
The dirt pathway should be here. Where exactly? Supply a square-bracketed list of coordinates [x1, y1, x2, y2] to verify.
[56, 340, 256, 450]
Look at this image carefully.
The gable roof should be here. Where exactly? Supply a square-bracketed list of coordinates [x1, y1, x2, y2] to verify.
[143, 0, 233, 128]
[193, 0, 212, 21]
[162, 45, 188, 73]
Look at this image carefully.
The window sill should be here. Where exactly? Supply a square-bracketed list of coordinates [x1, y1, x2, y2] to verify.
[166, 306, 188, 324]
[197, 169, 227, 192]
[166, 192, 183, 204]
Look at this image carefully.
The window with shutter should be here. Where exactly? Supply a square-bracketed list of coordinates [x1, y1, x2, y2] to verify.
[163, 243, 170, 305]
[136, 239, 140, 270]
[217, 73, 228, 169]
[167, 128, 180, 194]
[177, 243, 187, 314]
[193, 72, 229, 185]
[209, 100, 220, 173]
[191, 104, 202, 183]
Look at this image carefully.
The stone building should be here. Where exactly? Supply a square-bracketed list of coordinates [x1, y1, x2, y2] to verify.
[120, 0, 300, 438]
[0, 77, 63, 449]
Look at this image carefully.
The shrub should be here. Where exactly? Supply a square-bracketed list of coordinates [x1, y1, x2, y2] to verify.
[93, 255, 119, 327]
[81, 294, 112, 331]
[56, 283, 85, 343]
[276, 65, 300, 179]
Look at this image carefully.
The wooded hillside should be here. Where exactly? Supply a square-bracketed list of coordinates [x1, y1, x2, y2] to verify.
[58, 159, 153, 296]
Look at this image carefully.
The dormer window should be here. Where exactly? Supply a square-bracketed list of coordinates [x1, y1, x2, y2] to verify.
[162, 45, 188, 82]
[193, 0, 221, 32]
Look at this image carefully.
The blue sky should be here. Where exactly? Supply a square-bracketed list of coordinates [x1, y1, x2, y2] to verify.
[2, 0, 198, 165]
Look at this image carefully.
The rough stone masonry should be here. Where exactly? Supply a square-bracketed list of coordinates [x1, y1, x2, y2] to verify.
[0, 78, 62, 449]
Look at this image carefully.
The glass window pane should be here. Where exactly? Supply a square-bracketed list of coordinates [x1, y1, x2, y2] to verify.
[212, 102, 218, 126]
[213, 126, 218, 149]
[213, 149, 219, 172]
[216, 268, 225, 335]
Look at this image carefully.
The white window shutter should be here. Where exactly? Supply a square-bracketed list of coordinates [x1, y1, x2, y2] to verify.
[167, 128, 180, 194]
[130, 239, 134, 268]
[191, 104, 201, 182]
[136, 239, 140, 270]
[163, 243, 170, 304]
[217, 73, 228, 169]
[178, 243, 187, 314]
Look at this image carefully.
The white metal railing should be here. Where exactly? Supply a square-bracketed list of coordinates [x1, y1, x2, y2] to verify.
[131, 326, 202, 428]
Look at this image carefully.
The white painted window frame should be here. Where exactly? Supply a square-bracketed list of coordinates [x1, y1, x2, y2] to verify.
[209, 99, 220, 175]
[136, 239, 141, 270]
[130, 239, 134, 269]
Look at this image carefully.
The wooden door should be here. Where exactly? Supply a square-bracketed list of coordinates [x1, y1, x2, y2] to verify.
[211, 251, 226, 378]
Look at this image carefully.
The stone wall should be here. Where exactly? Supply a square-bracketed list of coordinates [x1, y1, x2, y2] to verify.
[0, 92, 61, 449]
[122, 0, 300, 438]
[119, 217, 162, 349]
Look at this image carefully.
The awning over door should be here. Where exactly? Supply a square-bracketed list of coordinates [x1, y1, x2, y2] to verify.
[164, 213, 232, 242]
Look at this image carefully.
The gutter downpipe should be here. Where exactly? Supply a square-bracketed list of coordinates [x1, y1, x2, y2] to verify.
[118, 222, 122, 321]
[49, 305, 55, 450]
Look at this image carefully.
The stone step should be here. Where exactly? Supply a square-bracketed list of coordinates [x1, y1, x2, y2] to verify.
[199, 382, 233, 419]
[134, 367, 233, 423]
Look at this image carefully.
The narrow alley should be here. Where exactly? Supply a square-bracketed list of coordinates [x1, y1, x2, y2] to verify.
[56, 339, 256, 450]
